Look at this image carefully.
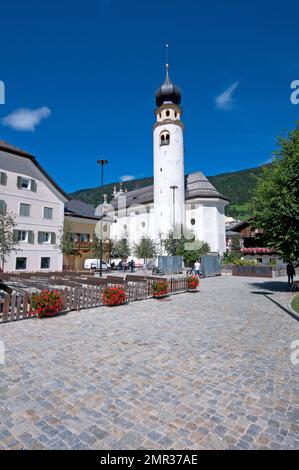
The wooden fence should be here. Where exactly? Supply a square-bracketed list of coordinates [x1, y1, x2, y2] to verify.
[0, 277, 188, 323]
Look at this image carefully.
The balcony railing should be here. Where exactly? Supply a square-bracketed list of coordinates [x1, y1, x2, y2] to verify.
[74, 241, 92, 250]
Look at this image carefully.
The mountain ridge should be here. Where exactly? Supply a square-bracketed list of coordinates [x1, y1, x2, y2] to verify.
[69, 164, 271, 220]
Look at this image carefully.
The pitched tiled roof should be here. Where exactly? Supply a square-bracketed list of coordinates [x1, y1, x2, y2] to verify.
[0, 140, 33, 157]
[110, 171, 228, 208]
[65, 200, 99, 219]
[0, 139, 68, 200]
[185, 172, 228, 200]
[65, 199, 116, 223]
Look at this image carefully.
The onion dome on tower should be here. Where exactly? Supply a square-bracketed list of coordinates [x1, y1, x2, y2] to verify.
[155, 64, 181, 107]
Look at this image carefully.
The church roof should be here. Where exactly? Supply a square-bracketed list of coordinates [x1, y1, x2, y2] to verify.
[110, 172, 229, 208]
[155, 65, 181, 107]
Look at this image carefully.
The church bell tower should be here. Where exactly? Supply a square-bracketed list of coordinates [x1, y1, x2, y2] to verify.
[153, 58, 185, 237]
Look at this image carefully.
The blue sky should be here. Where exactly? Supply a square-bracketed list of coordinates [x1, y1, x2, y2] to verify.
[0, 0, 298, 193]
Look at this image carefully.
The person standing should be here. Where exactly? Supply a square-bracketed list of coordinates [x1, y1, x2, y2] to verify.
[194, 260, 200, 276]
[286, 262, 296, 287]
[130, 259, 135, 273]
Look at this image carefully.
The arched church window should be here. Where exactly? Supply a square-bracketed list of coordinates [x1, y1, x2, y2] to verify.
[141, 221, 146, 228]
[191, 218, 196, 226]
[166, 110, 170, 117]
[160, 130, 170, 146]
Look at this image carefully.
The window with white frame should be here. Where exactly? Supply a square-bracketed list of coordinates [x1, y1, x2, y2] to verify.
[17, 177, 37, 192]
[17, 230, 28, 242]
[20, 178, 31, 190]
[40, 257, 51, 269]
[43, 207, 53, 219]
[19, 203, 30, 217]
[15, 257, 27, 270]
[39, 232, 51, 243]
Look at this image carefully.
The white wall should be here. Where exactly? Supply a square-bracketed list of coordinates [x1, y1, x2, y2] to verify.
[185, 199, 227, 255]
[109, 197, 227, 255]
[153, 123, 185, 236]
[0, 149, 66, 272]
[109, 202, 155, 245]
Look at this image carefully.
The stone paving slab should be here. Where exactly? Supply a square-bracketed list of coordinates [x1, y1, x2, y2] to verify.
[0, 275, 298, 450]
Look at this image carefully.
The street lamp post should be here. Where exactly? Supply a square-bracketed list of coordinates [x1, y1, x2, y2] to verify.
[170, 185, 178, 229]
[97, 159, 108, 277]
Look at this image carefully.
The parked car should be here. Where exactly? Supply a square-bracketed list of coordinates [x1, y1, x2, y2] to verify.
[84, 259, 111, 271]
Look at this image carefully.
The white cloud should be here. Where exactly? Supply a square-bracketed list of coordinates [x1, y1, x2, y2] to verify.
[120, 174, 135, 182]
[1, 106, 51, 131]
[215, 82, 239, 111]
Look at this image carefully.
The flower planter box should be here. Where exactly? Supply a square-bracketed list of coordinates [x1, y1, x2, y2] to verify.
[187, 276, 200, 292]
[102, 286, 127, 306]
[153, 293, 169, 299]
[152, 280, 169, 299]
[232, 265, 272, 278]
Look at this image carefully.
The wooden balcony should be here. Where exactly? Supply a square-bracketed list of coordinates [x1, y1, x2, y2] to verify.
[75, 241, 92, 251]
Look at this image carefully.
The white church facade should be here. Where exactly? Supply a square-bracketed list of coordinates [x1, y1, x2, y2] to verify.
[108, 65, 229, 255]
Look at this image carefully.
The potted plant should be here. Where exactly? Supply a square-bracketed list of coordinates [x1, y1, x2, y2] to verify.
[187, 275, 199, 292]
[102, 286, 127, 306]
[31, 289, 63, 318]
[152, 279, 169, 299]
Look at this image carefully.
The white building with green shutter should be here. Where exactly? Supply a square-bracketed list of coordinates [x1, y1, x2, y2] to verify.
[0, 140, 67, 272]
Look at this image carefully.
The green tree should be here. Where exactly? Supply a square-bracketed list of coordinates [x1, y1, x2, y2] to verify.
[91, 234, 101, 258]
[57, 221, 79, 267]
[251, 123, 299, 262]
[110, 237, 131, 259]
[133, 237, 157, 263]
[163, 224, 210, 266]
[0, 209, 17, 272]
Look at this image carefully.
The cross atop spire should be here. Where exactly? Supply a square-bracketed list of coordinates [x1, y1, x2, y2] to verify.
[165, 44, 169, 80]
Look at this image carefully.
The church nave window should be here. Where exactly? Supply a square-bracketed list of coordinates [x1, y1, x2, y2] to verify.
[191, 218, 196, 226]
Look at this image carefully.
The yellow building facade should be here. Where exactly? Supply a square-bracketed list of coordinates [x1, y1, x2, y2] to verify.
[63, 200, 110, 271]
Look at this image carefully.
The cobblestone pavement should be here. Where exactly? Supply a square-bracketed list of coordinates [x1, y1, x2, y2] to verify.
[0, 275, 298, 450]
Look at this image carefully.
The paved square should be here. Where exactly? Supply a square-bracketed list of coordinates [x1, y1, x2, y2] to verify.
[0, 276, 298, 449]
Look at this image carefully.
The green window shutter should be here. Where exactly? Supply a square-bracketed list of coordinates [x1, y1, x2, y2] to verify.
[0, 172, 7, 185]
[44, 207, 53, 219]
[51, 232, 56, 245]
[17, 176, 22, 188]
[28, 231, 34, 244]
[31, 179, 37, 192]
[38, 231, 43, 244]
[20, 203, 30, 217]
[0, 200, 6, 215]
[13, 230, 19, 243]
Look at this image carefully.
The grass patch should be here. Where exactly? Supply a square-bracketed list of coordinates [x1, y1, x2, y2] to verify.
[291, 295, 299, 314]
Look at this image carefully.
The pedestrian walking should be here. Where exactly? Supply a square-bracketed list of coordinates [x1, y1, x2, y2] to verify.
[286, 262, 296, 287]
